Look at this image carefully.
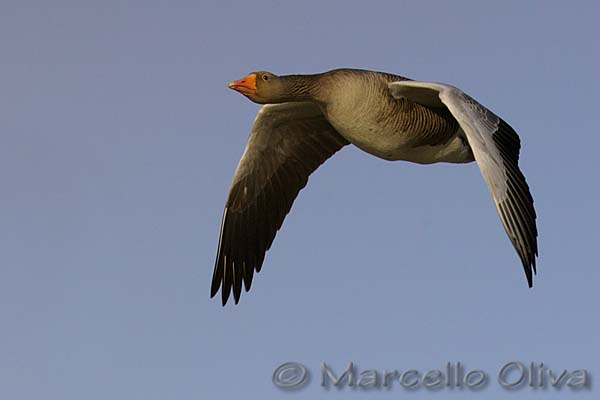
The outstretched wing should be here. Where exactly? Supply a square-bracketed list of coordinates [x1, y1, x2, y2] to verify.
[389, 81, 538, 286]
[212, 102, 349, 305]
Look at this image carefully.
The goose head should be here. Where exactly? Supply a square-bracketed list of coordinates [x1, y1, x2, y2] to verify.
[228, 71, 287, 104]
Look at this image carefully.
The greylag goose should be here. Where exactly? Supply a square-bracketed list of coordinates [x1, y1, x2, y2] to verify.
[212, 68, 538, 305]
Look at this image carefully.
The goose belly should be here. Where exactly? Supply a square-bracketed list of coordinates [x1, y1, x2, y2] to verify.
[334, 120, 473, 164]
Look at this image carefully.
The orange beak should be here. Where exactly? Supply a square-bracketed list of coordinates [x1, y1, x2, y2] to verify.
[228, 73, 257, 95]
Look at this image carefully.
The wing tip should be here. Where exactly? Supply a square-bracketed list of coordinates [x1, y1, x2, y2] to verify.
[210, 261, 224, 300]
[210, 282, 220, 299]
[212, 261, 257, 306]
[211, 254, 263, 306]
[523, 256, 536, 288]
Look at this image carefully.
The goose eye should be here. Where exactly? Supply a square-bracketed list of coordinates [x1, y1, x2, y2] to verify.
[262, 75, 269, 81]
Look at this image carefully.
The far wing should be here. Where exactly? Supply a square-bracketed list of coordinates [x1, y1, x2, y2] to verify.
[389, 81, 538, 286]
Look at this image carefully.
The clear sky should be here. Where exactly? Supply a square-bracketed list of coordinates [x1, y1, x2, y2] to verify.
[1, 0, 598, 399]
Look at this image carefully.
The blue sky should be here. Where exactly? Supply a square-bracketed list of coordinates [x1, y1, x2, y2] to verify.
[1, 1, 598, 399]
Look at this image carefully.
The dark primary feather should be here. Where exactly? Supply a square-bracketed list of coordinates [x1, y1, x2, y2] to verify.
[211, 102, 349, 305]
[491, 119, 538, 286]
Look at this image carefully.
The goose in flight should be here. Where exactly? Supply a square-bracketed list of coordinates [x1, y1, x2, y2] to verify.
[212, 68, 538, 305]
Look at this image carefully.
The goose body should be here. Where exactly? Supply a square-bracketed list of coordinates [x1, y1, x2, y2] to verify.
[316, 70, 472, 163]
[213, 68, 538, 305]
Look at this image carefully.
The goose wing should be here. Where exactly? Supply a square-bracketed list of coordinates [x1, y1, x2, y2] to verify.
[212, 102, 349, 305]
[389, 81, 538, 286]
